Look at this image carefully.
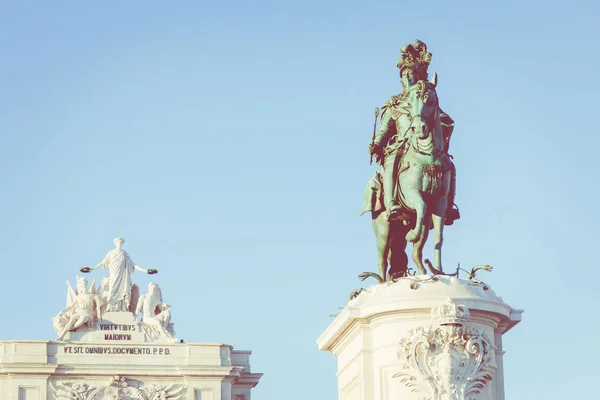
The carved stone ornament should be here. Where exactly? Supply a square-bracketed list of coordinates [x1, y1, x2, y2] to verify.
[393, 300, 497, 400]
[53, 276, 103, 340]
[51, 375, 184, 400]
[135, 282, 176, 339]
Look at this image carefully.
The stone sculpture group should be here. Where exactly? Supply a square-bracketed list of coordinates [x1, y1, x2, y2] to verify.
[52, 237, 174, 340]
[52, 276, 103, 340]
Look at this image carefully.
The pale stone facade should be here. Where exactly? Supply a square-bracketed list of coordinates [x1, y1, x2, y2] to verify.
[0, 240, 262, 400]
[0, 337, 261, 399]
[317, 275, 522, 400]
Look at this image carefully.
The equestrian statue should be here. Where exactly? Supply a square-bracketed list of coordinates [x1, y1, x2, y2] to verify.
[360, 40, 460, 281]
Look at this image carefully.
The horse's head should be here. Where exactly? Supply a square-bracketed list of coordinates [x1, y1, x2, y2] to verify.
[405, 79, 439, 141]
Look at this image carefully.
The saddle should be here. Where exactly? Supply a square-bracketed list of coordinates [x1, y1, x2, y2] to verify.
[360, 169, 460, 226]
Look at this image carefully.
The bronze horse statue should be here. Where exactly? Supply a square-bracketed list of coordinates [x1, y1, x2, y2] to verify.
[362, 77, 457, 280]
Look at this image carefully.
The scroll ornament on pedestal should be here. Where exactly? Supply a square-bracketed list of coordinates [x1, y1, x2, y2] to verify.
[394, 300, 497, 400]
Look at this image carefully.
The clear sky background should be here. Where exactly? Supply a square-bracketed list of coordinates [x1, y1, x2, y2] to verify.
[1, 0, 599, 398]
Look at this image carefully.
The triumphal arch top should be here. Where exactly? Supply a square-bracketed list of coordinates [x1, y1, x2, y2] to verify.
[0, 238, 262, 400]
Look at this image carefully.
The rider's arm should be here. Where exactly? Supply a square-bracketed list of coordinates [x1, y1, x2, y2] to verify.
[374, 108, 396, 147]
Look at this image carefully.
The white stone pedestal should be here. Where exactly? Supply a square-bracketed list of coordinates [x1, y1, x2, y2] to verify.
[317, 276, 522, 400]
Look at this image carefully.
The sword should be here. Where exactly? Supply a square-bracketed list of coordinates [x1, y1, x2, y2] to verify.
[370, 107, 380, 165]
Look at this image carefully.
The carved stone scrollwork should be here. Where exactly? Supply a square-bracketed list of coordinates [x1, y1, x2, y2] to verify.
[51, 375, 184, 400]
[393, 300, 497, 400]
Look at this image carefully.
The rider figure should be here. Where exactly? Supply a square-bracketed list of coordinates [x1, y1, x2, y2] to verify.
[368, 40, 459, 224]
[369, 65, 421, 220]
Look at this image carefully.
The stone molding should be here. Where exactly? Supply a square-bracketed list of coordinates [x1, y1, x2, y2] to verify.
[51, 375, 184, 400]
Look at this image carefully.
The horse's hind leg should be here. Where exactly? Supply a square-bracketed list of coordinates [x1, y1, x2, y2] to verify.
[389, 222, 409, 279]
[373, 211, 391, 281]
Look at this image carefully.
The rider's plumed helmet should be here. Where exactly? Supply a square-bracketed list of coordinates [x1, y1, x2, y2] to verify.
[397, 39, 432, 80]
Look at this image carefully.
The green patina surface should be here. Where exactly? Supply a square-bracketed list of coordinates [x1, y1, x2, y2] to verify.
[361, 40, 460, 281]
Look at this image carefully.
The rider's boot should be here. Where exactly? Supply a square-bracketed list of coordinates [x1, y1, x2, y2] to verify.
[445, 164, 460, 225]
[382, 153, 403, 221]
[382, 166, 396, 221]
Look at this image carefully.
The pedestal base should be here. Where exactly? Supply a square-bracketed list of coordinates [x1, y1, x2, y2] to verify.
[317, 276, 522, 400]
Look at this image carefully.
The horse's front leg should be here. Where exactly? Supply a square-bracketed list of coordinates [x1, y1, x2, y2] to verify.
[389, 222, 409, 279]
[373, 210, 391, 282]
[431, 193, 449, 272]
[399, 169, 427, 243]
[402, 187, 426, 243]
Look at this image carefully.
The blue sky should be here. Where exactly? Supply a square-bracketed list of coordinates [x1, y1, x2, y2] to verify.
[1, 0, 599, 398]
